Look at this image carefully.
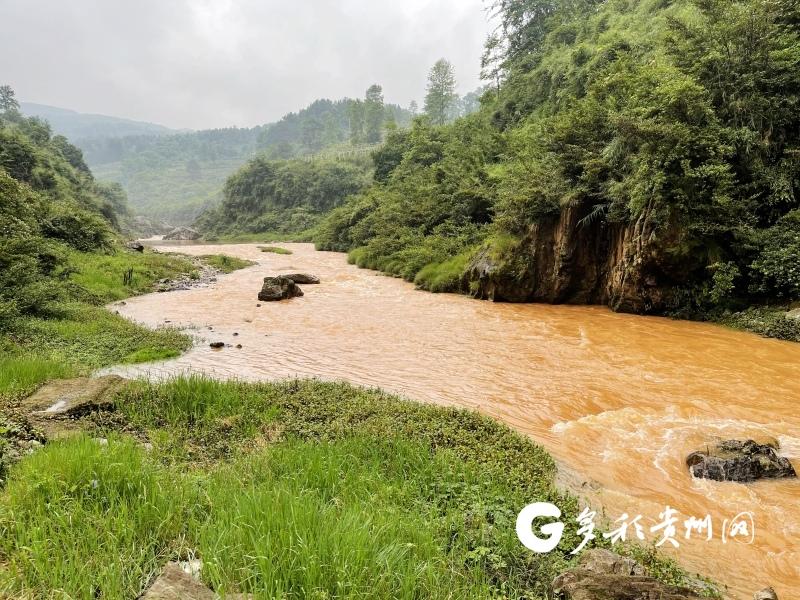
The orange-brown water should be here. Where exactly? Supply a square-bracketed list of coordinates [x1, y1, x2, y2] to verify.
[108, 243, 800, 598]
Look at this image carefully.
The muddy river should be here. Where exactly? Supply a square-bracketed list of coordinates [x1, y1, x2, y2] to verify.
[107, 242, 800, 598]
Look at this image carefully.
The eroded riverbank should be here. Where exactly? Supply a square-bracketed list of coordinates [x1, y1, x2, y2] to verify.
[106, 242, 800, 599]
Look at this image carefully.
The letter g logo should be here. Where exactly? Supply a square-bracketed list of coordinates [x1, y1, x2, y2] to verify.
[516, 502, 565, 553]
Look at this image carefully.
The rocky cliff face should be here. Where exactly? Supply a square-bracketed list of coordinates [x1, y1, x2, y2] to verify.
[465, 204, 703, 314]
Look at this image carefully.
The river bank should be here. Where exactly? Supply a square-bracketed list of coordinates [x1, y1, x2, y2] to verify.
[106, 242, 800, 599]
[0, 245, 712, 598]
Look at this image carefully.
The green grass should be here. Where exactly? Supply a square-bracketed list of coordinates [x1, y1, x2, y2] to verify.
[714, 307, 800, 342]
[198, 254, 256, 273]
[0, 377, 715, 598]
[414, 251, 475, 293]
[0, 355, 76, 397]
[257, 245, 293, 255]
[115, 377, 582, 596]
[66, 248, 197, 303]
[17, 303, 190, 371]
[194, 438, 495, 598]
[0, 435, 191, 599]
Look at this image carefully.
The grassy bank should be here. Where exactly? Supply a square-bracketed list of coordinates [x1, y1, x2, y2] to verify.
[205, 230, 315, 244]
[0, 376, 712, 599]
[0, 248, 251, 399]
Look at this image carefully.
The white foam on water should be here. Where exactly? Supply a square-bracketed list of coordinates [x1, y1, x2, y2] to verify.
[777, 434, 800, 458]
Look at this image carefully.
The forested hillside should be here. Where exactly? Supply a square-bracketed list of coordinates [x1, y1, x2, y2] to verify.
[1, 92, 128, 327]
[308, 0, 800, 334]
[195, 156, 371, 239]
[79, 93, 412, 225]
[0, 84, 248, 376]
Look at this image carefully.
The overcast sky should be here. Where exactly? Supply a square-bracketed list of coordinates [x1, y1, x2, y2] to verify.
[0, 0, 496, 130]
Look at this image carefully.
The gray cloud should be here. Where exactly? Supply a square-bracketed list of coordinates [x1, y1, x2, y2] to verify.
[0, 0, 495, 129]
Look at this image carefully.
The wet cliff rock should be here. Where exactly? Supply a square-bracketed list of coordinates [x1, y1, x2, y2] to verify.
[686, 439, 797, 482]
[465, 204, 702, 314]
[258, 276, 304, 301]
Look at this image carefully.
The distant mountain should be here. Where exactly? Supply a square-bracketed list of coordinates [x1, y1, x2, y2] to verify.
[19, 97, 413, 225]
[20, 102, 178, 142]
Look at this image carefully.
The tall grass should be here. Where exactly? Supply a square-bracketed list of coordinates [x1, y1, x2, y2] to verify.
[0, 355, 75, 396]
[0, 377, 712, 598]
[0, 435, 190, 598]
[196, 437, 492, 598]
[414, 251, 474, 293]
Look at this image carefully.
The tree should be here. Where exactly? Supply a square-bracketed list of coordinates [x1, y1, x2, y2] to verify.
[409, 100, 419, 115]
[349, 99, 365, 144]
[0, 85, 19, 112]
[364, 84, 385, 144]
[424, 59, 458, 126]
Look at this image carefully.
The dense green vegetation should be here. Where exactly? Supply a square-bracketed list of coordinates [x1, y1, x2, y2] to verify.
[307, 0, 800, 338]
[196, 156, 372, 239]
[0, 87, 252, 390]
[77, 95, 413, 225]
[0, 376, 709, 598]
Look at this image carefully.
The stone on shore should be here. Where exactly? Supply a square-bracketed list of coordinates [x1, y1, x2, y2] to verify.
[21, 376, 124, 418]
[142, 561, 252, 600]
[551, 549, 704, 600]
[686, 439, 796, 482]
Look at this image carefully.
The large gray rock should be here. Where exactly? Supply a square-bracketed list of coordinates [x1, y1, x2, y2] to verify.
[163, 226, 201, 241]
[19, 375, 126, 440]
[552, 550, 704, 600]
[283, 273, 320, 284]
[22, 376, 124, 418]
[141, 562, 213, 600]
[754, 587, 778, 600]
[686, 439, 796, 482]
[258, 276, 304, 301]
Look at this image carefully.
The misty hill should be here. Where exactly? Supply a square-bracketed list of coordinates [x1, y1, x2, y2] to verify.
[77, 96, 412, 224]
[20, 102, 176, 142]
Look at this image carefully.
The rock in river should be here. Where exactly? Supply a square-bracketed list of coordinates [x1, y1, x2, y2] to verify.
[754, 587, 778, 600]
[283, 273, 320, 284]
[686, 439, 796, 482]
[258, 276, 304, 301]
[551, 549, 703, 599]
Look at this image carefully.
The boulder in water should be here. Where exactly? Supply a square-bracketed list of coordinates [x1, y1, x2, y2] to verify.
[258, 276, 304, 301]
[686, 439, 796, 482]
[283, 273, 320, 284]
[163, 226, 201, 241]
[551, 549, 704, 599]
[754, 588, 778, 600]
